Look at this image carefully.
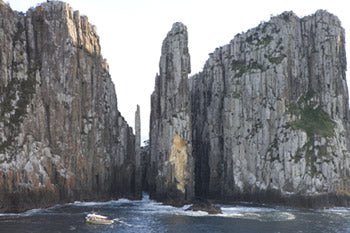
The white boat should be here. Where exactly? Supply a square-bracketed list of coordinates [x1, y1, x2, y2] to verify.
[85, 213, 114, 225]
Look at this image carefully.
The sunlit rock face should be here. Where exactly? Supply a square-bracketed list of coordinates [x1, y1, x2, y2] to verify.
[149, 22, 194, 204]
[0, 1, 140, 212]
[151, 11, 350, 207]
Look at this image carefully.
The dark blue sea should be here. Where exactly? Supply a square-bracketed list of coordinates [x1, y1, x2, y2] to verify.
[0, 194, 349, 233]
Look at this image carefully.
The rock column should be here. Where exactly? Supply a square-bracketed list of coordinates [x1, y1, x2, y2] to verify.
[135, 105, 142, 197]
[149, 22, 194, 203]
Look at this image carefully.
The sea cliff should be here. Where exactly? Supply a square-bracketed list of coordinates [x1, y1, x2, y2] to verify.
[0, 1, 141, 212]
[149, 10, 350, 207]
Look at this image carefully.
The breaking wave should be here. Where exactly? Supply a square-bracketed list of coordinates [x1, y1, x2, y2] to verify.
[319, 207, 350, 219]
[0, 193, 295, 222]
[217, 206, 296, 221]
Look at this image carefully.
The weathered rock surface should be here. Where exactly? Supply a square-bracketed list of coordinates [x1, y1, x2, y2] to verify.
[141, 141, 150, 192]
[150, 11, 350, 207]
[0, 1, 140, 212]
[149, 22, 194, 204]
[134, 105, 142, 195]
[185, 198, 222, 214]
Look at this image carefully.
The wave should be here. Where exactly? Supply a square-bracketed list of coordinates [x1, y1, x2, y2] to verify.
[23, 208, 46, 215]
[0, 197, 138, 217]
[70, 197, 134, 207]
[0, 194, 297, 222]
[221, 206, 277, 213]
[322, 207, 350, 213]
[218, 205, 296, 221]
[0, 208, 46, 217]
[71, 201, 111, 207]
[0, 213, 18, 217]
[134, 199, 296, 221]
[177, 210, 209, 217]
[319, 207, 350, 218]
[217, 210, 295, 221]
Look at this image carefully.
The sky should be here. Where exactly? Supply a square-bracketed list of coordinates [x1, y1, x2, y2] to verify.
[6, 0, 350, 143]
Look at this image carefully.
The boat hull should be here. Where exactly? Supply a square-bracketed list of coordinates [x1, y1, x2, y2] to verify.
[86, 219, 114, 225]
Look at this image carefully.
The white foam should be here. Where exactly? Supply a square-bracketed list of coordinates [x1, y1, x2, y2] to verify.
[279, 212, 296, 220]
[320, 207, 350, 218]
[217, 206, 296, 221]
[323, 207, 350, 213]
[133, 197, 296, 221]
[23, 208, 44, 215]
[221, 206, 277, 213]
[177, 210, 209, 217]
[111, 198, 133, 204]
[0, 208, 45, 217]
[0, 213, 18, 217]
[0, 193, 297, 223]
[70, 197, 133, 207]
[72, 201, 104, 207]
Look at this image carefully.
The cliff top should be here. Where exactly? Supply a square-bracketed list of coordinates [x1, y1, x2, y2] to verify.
[26, 1, 101, 56]
[0, 0, 10, 8]
[270, 10, 341, 26]
[244, 9, 341, 40]
[162, 21, 188, 52]
[26, 1, 95, 30]
[201, 9, 343, 62]
[168, 22, 187, 36]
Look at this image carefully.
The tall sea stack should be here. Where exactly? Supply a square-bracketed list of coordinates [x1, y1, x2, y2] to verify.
[150, 11, 350, 207]
[149, 22, 194, 203]
[135, 105, 142, 195]
[0, 1, 141, 212]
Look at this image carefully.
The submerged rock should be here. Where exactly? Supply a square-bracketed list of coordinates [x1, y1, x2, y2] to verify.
[186, 198, 222, 214]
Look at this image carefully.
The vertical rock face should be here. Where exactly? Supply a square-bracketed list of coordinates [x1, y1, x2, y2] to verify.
[192, 10, 350, 206]
[134, 105, 142, 195]
[151, 11, 350, 207]
[141, 141, 150, 192]
[0, 1, 140, 212]
[149, 22, 194, 203]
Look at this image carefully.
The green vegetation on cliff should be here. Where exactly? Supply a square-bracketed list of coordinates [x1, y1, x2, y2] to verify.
[290, 106, 335, 138]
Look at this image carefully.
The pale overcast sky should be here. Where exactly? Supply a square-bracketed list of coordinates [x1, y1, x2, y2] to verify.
[7, 0, 350, 143]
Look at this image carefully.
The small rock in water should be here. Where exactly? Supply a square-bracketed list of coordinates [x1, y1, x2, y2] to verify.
[186, 198, 222, 214]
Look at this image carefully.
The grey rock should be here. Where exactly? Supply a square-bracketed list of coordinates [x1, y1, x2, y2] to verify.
[0, 1, 140, 212]
[135, 105, 142, 195]
[150, 11, 350, 207]
[185, 198, 222, 214]
[149, 22, 194, 204]
[141, 140, 150, 192]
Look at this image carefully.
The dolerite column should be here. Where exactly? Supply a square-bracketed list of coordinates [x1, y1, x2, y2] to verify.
[135, 105, 142, 197]
[0, 1, 141, 212]
[149, 22, 194, 203]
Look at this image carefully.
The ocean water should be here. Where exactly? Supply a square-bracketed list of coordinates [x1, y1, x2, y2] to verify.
[0, 194, 349, 233]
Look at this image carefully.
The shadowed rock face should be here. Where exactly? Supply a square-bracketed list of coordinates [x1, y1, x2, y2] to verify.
[151, 11, 350, 207]
[149, 22, 194, 204]
[0, 1, 141, 212]
[134, 105, 142, 195]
